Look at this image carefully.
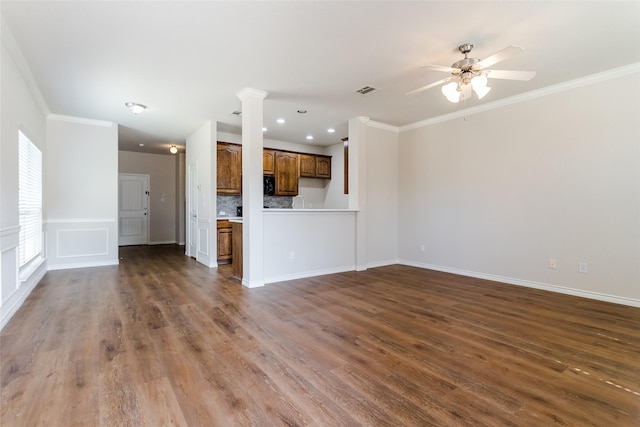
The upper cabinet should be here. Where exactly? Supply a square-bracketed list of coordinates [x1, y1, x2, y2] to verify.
[263, 149, 275, 175]
[217, 142, 242, 195]
[299, 154, 331, 179]
[274, 151, 299, 196]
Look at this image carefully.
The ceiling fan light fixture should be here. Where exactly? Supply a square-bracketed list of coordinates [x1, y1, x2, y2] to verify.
[471, 74, 488, 90]
[474, 85, 491, 100]
[441, 82, 458, 97]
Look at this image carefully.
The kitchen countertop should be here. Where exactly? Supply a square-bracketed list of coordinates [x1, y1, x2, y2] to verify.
[216, 216, 242, 221]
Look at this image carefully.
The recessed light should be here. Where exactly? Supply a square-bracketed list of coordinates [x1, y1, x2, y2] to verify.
[262, 127, 267, 132]
[277, 118, 285, 124]
[306, 135, 314, 140]
[297, 109, 307, 114]
[327, 128, 335, 133]
[138, 143, 145, 147]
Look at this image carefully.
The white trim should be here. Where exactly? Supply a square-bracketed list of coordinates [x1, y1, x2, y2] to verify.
[242, 278, 265, 288]
[1, 18, 51, 116]
[237, 88, 269, 100]
[0, 259, 46, 332]
[48, 114, 114, 128]
[264, 265, 355, 285]
[47, 259, 119, 271]
[401, 62, 640, 131]
[149, 240, 177, 245]
[367, 259, 398, 269]
[0, 227, 20, 251]
[56, 228, 109, 258]
[398, 260, 640, 308]
[46, 217, 117, 224]
[367, 120, 400, 133]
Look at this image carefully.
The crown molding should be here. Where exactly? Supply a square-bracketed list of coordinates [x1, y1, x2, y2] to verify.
[237, 88, 269, 101]
[400, 62, 640, 132]
[48, 114, 114, 128]
[1, 17, 51, 116]
[367, 120, 400, 133]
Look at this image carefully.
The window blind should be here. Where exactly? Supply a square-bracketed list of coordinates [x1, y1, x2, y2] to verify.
[18, 131, 43, 267]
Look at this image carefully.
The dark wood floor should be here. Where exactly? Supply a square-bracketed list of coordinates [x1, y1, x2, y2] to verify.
[1, 245, 639, 426]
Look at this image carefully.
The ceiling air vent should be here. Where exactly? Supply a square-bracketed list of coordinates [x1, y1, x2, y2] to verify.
[356, 85, 380, 96]
[231, 110, 242, 116]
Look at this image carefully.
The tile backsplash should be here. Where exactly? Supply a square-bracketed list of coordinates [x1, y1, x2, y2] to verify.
[217, 195, 292, 216]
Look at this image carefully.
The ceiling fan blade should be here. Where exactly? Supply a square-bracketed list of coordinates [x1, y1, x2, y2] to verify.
[406, 77, 452, 96]
[420, 64, 457, 73]
[487, 69, 536, 81]
[476, 45, 524, 69]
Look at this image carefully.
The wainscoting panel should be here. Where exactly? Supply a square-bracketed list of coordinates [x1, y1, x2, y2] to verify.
[0, 226, 45, 331]
[46, 218, 119, 270]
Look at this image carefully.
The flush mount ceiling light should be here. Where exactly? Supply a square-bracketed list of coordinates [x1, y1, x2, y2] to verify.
[276, 118, 285, 124]
[327, 128, 335, 133]
[125, 102, 147, 114]
[262, 127, 267, 132]
[169, 145, 178, 154]
[306, 135, 314, 140]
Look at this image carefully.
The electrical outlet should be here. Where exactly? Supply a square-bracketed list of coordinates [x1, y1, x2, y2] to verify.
[420, 244, 426, 253]
[289, 251, 296, 260]
[578, 262, 588, 273]
[219, 211, 225, 216]
[549, 258, 557, 269]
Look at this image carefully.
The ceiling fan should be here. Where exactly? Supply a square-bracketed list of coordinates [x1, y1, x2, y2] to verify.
[406, 43, 535, 103]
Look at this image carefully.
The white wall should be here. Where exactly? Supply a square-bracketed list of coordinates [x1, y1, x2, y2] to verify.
[46, 116, 119, 270]
[186, 121, 217, 267]
[364, 126, 399, 267]
[0, 28, 47, 329]
[119, 151, 178, 244]
[398, 71, 640, 305]
[263, 211, 356, 283]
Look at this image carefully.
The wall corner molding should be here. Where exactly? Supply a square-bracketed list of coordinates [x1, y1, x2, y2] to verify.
[48, 114, 115, 128]
[400, 62, 640, 132]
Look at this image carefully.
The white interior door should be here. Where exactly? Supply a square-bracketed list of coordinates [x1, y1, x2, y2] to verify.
[187, 163, 198, 258]
[118, 173, 149, 246]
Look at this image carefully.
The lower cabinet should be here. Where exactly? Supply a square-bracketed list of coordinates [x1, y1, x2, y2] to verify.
[217, 220, 232, 264]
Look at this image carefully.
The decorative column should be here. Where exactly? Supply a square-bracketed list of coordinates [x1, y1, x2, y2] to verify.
[237, 88, 268, 287]
[349, 116, 369, 271]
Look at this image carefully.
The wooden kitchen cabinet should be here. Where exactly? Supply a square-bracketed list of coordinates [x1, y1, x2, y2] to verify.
[299, 154, 316, 178]
[299, 154, 332, 179]
[217, 142, 242, 195]
[274, 151, 299, 195]
[263, 149, 275, 175]
[217, 220, 232, 264]
[315, 155, 331, 179]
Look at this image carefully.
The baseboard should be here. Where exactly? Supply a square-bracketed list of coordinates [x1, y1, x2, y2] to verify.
[367, 259, 398, 269]
[398, 259, 640, 308]
[0, 260, 47, 331]
[265, 265, 356, 285]
[47, 259, 119, 271]
[149, 240, 177, 245]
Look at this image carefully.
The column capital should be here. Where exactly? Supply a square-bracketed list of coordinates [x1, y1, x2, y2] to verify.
[237, 88, 268, 101]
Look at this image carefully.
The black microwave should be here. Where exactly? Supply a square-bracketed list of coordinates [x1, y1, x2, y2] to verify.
[263, 175, 275, 196]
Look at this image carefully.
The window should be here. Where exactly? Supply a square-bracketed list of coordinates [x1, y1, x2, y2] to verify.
[18, 131, 43, 267]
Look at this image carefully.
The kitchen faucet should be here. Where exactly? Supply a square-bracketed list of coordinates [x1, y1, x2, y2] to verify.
[292, 195, 305, 209]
